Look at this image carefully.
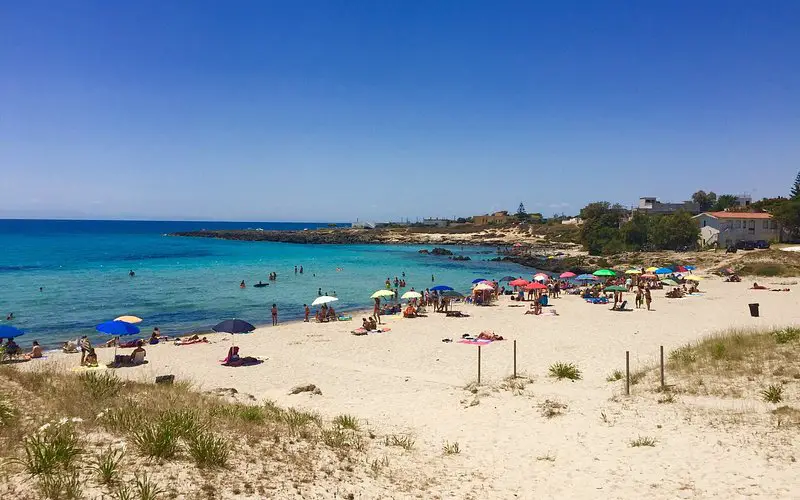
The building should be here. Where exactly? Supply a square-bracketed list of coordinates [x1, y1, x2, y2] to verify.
[693, 211, 781, 247]
[420, 218, 450, 228]
[561, 217, 583, 226]
[473, 211, 510, 225]
[637, 197, 700, 215]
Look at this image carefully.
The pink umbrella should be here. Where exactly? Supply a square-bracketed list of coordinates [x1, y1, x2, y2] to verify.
[560, 271, 576, 279]
[532, 273, 549, 282]
[509, 279, 529, 287]
[525, 282, 547, 290]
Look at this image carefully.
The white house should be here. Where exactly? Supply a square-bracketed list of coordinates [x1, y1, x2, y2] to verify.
[693, 211, 781, 247]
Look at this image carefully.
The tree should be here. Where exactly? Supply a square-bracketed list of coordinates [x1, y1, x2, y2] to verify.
[712, 194, 738, 212]
[516, 202, 528, 222]
[791, 170, 800, 200]
[648, 212, 699, 250]
[620, 211, 650, 250]
[691, 190, 717, 212]
[579, 202, 626, 255]
[771, 199, 800, 240]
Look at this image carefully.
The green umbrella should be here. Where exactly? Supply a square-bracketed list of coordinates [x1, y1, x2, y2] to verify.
[604, 285, 627, 292]
[593, 269, 616, 277]
[660, 279, 678, 286]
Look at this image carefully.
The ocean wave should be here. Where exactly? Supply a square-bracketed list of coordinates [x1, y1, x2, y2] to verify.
[118, 250, 214, 261]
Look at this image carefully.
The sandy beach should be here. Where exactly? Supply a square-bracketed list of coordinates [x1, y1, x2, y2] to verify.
[32, 275, 800, 499]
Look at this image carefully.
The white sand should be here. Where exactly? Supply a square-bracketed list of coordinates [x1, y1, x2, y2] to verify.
[40, 276, 800, 499]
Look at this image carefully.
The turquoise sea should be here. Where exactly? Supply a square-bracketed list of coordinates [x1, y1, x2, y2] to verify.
[0, 220, 529, 347]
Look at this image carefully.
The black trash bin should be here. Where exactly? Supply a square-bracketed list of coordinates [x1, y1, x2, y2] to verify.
[748, 303, 759, 317]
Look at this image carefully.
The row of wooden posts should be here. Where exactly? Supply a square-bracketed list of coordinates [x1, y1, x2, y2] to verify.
[476, 340, 668, 394]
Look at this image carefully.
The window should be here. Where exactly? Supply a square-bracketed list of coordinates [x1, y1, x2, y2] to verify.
[771, 221, 777, 229]
[735, 220, 742, 229]
[763, 220, 769, 229]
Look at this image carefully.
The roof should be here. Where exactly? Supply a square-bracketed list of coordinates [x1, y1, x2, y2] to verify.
[696, 211, 772, 220]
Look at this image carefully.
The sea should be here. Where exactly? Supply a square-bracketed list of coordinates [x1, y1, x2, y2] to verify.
[0, 219, 530, 347]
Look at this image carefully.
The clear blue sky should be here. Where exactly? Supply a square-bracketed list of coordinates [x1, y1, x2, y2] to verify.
[2, 1, 799, 222]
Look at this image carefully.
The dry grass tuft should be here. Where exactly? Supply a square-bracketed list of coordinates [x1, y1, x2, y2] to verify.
[630, 436, 657, 447]
[442, 441, 460, 455]
[538, 399, 568, 419]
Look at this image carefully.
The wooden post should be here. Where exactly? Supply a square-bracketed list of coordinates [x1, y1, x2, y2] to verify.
[477, 345, 482, 385]
[513, 340, 517, 378]
[625, 350, 630, 396]
[660, 345, 665, 391]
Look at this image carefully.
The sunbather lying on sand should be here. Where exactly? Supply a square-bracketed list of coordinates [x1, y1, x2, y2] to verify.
[476, 331, 504, 341]
[220, 346, 262, 367]
[751, 282, 768, 290]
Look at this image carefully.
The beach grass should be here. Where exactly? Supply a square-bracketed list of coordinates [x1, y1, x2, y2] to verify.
[548, 362, 582, 381]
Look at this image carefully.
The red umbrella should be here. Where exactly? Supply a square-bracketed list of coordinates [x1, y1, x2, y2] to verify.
[674, 266, 688, 273]
[560, 271, 576, 279]
[509, 279, 529, 287]
[640, 274, 657, 279]
[525, 282, 547, 290]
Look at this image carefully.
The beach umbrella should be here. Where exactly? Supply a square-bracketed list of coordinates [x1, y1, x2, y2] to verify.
[654, 267, 672, 274]
[640, 273, 657, 279]
[0, 325, 25, 339]
[532, 273, 549, 282]
[685, 265, 696, 271]
[661, 279, 679, 286]
[97, 320, 141, 357]
[430, 285, 454, 292]
[440, 290, 464, 298]
[509, 279, 529, 287]
[371, 290, 395, 299]
[401, 291, 422, 299]
[673, 266, 688, 273]
[473, 283, 494, 291]
[575, 274, 598, 282]
[525, 282, 547, 290]
[97, 320, 140, 336]
[645, 267, 659, 273]
[312, 296, 339, 306]
[559, 271, 576, 279]
[625, 269, 642, 275]
[212, 319, 255, 334]
[593, 269, 616, 277]
[604, 285, 627, 292]
[471, 278, 488, 284]
[114, 315, 143, 324]
[684, 275, 702, 281]
[499, 276, 517, 282]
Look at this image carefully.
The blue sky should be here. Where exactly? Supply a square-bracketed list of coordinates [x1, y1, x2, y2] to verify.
[2, 1, 799, 222]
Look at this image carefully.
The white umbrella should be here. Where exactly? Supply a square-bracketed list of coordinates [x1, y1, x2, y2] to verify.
[401, 291, 422, 299]
[473, 283, 494, 291]
[532, 273, 549, 282]
[312, 296, 339, 306]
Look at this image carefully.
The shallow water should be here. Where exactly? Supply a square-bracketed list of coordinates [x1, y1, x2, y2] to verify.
[0, 220, 529, 347]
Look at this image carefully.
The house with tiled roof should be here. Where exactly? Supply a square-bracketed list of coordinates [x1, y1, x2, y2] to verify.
[693, 211, 782, 247]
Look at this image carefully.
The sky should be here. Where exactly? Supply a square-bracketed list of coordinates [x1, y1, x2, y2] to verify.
[2, 1, 799, 222]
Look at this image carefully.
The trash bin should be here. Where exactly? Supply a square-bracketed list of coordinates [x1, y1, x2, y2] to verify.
[748, 303, 760, 317]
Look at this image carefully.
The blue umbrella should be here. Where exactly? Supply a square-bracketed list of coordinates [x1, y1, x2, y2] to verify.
[212, 319, 255, 334]
[685, 265, 696, 271]
[431, 285, 454, 292]
[0, 325, 25, 339]
[654, 268, 672, 274]
[575, 274, 598, 281]
[96, 321, 140, 336]
[471, 278, 487, 284]
[499, 276, 517, 282]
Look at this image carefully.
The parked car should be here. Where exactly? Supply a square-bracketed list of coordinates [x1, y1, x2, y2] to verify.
[742, 241, 756, 250]
[755, 240, 770, 249]
[726, 246, 738, 253]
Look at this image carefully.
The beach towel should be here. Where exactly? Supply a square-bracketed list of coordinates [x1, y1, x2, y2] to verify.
[351, 327, 392, 336]
[457, 339, 493, 345]
[221, 357, 263, 367]
[175, 338, 209, 346]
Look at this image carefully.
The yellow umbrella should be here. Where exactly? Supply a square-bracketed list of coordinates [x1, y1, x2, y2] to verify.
[401, 291, 422, 299]
[645, 267, 659, 273]
[371, 290, 395, 299]
[114, 315, 142, 324]
[684, 275, 702, 281]
[473, 283, 494, 291]
[625, 269, 642, 274]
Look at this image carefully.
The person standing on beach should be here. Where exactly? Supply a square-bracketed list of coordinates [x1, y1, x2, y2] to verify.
[271, 304, 278, 325]
[635, 287, 643, 309]
[373, 297, 381, 325]
[79, 335, 91, 365]
[304, 304, 310, 322]
[644, 288, 652, 311]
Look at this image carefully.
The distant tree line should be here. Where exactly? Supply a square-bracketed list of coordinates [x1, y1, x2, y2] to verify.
[579, 202, 699, 255]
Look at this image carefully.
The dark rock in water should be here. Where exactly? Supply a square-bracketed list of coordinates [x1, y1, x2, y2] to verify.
[451, 255, 471, 261]
[430, 247, 453, 256]
[418, 249, 430, 254]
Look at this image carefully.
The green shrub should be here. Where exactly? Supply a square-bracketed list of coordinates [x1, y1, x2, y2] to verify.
[761, 384, 783, 403]
[0, 394, 16, 425]
[131, 423, 179, 460]
[78, 371, 122, 399]
[36, 472, 83, 500]
[548, 362, 582, 381]
[332, 414, 360, 431]
[605, 370, 623, 382]
[18, 422, 83, 476]
[384, 434, 415, 450]
[90, 447, 125, 485]
[187, 430, 229, 469]
[134, 472, 166, 500]
[774, 328, 800, 344]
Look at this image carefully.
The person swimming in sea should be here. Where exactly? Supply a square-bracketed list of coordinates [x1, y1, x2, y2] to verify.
[129, 270, 135, 277]
[240, 280, 246, 288]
